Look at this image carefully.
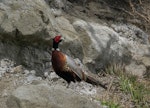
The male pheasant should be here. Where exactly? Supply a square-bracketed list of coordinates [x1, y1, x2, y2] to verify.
[51, 36, 107, 89]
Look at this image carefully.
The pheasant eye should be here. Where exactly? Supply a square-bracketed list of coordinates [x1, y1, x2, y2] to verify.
[54, 35, 61, 43]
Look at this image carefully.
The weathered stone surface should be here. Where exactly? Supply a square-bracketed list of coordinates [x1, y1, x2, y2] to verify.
[125, 62, 146, 77]
[73, 19, 150, 75]
[0, 0, 56, 37]
[111, 24, 149, 44]
[0, 1, 149, 108]
[0, 0, 149, 77]
[0, 0, 56, 75]
[7, 83, 101, 108]
[0, 58, 15, 78]
[55, 16, 77, 37]
[0, 0, 84, 76]
[47, 0, 67, 9]
[141, 57, 150, 67]
[0, 42, 52, 76]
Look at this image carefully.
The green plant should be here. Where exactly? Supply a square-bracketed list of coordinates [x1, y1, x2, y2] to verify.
[104, 64, 150, 108]
[102, 100, 120, 108]
[119, 74, 141, 101]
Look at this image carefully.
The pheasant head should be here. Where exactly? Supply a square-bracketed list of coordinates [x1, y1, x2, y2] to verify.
[53, 35, 62, 50]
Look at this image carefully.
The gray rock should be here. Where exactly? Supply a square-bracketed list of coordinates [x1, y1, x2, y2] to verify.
[0, 0, 53, 37]
[73, 20, 131, 72]
[111, 24, 149, 44]
[125, 61, 146, 77]
[141, 57, 150, 67]
[0, 43, 52, 76]
[11, 65, 23, 73]
[0, 0, 58, 76]
[73, 19, 150, 77]
[45, 0, 67, 17]
[0, 0, 83, 76]
[55, 16, 77, 35]
[0, 58, 15, 78]
[0, 0, 149, 78]
[7, 83, 101, 108]
[47, 0, 66, 9]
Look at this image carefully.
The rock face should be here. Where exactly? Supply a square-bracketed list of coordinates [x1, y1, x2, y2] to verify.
[0, 0, 82, 76]
[0, 0, 55, 37]
[0, 0, 149, 78]
[7, 83, 101, 108]
[73, 20, 150, 75]
[0, 0, 57, 76]
[0, 0, 149, 108]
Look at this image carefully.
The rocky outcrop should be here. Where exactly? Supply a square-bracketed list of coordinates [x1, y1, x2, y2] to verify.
[0, 0, 56, 37]
[0, 0, 82, 76]
[7, 83, 101, 108]
[0, 0, 149, 77]
[0, 58, 104, 108]
[0, 0, 149, 108]
[0, 0, 56, 76]
[73, 19, 150, 76]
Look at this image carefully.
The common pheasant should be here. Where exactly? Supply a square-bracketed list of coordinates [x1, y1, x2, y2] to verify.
[51, 36, 107, 89]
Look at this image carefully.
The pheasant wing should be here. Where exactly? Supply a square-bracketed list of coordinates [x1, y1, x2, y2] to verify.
[65, 55, 107, 89]
[65, 55, 84, 80]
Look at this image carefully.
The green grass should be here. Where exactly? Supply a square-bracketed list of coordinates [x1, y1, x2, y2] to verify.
[104, 64, 150, 108]
[102, 100, 120, 108]
[119, 74, 143, 103]
[117, 69, 149, 107]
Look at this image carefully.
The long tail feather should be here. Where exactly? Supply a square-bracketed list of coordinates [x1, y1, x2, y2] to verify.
[85, 75, 107, 90]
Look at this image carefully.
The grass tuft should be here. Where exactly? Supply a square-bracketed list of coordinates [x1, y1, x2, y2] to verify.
[101, 64, 150, 108]
[102, 100, 120, 108]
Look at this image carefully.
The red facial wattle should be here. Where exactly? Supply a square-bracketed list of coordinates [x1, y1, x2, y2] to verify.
[54, 35, 61, 43]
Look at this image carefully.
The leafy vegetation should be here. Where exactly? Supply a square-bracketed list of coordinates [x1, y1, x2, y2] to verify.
[100, 64, 150, 108]
[102, 100, 120, 108]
